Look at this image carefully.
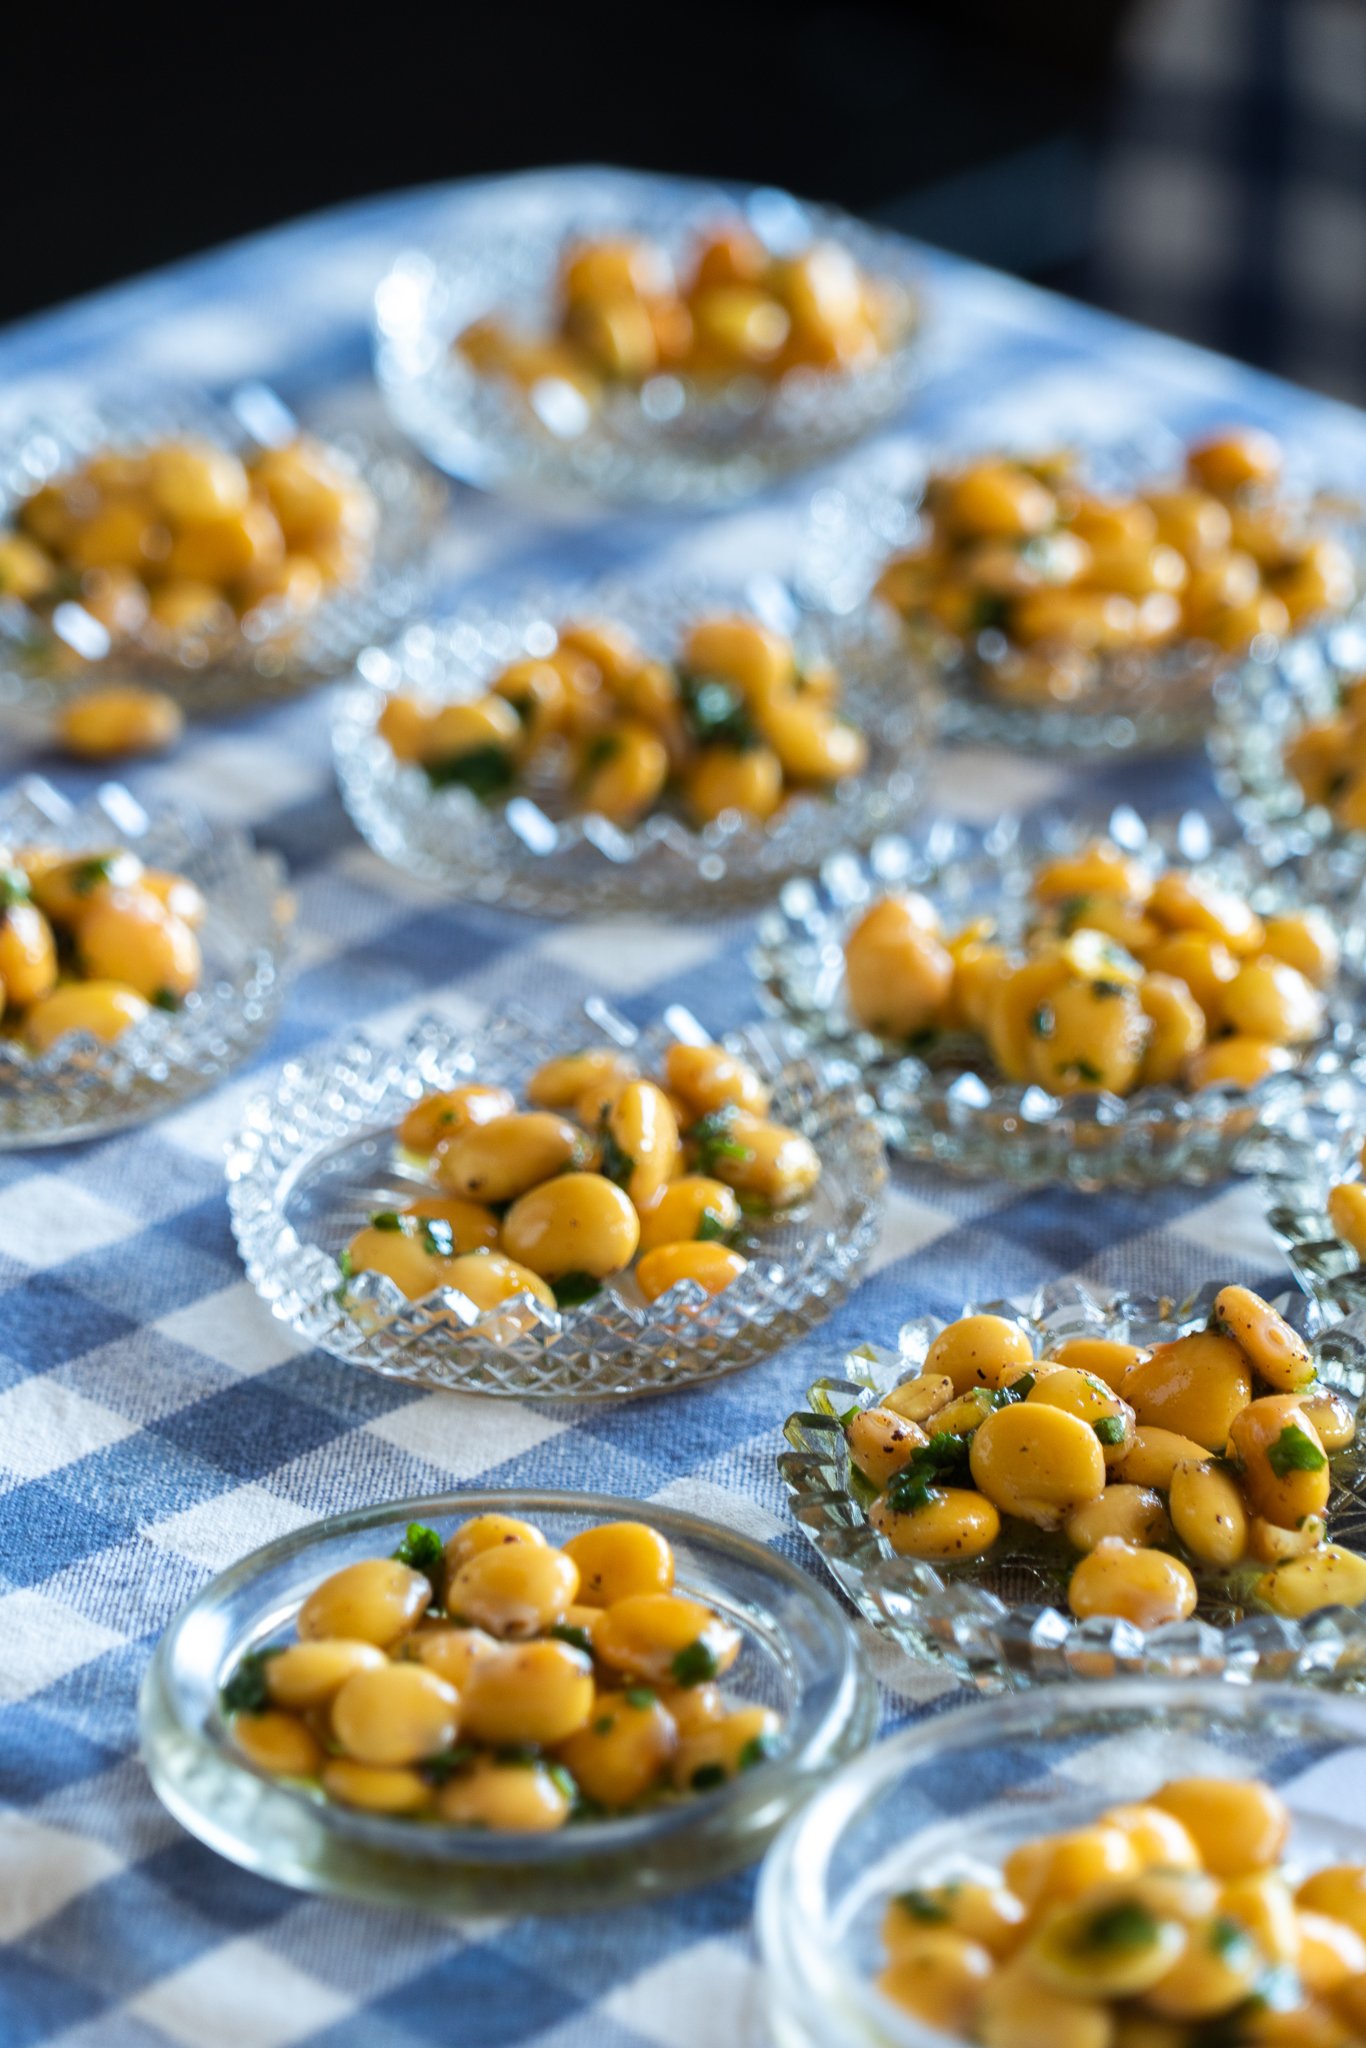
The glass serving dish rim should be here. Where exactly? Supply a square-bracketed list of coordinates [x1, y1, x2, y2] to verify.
[756, 1677, 1366, 2048]
[142, 1484, 873, 1867]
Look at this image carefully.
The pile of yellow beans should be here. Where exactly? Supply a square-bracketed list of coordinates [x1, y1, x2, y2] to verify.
[0, 434, 378, 653]
[875, 1773, 1366, 2046]
[377, 611, 867, 830]
[1284, 672, 1366, 832]
[223, 1510, 781, 1831]
[342, 1038, 821, 1314]
[0, 842, 205, 1051]
[847, 1285, 1366, 1628]
[456, 220, 910, 402]
[874, 429, 1355, 706]
[842, 835, 1338, 1097]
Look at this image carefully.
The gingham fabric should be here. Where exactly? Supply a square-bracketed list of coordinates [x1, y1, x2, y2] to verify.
[4, 169, 1366, 2048]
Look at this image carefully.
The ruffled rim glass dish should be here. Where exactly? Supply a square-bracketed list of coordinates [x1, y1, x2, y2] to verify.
[332, 574, 936, 918]
[226, 1000, 886, 1399]
[372, 168, 924, 510]
[802, 437, 1362, 757]
[751, 806, 1366, 1189]
[0, 777, 290, 1148]
[1209, 616, 1366, 870]
[757, 1679, 1366, 2048]
[139, 1486, 877, 1915]
[778, 1277, 1366, 1695]
[0, 381, 446, 716]
[1257, 1080, 1366, 1318]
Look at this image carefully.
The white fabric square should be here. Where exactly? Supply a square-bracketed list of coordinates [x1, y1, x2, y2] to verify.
[649, 1475, 785, 1543]
[870, 1187, 957, 1272]
[0, 1590, 124, 1703]
[144, 1482, 316, 1571]
[128, 1939, 354, 2048]
[0, 1176, 139, 1270]
[0, 1812, 124, 1942]
[535, 920, 724, 996]
[0, 1378, 138, 1481]
[366, 1391, 566, 1479]
[1171, 1183, 1280, 1265]
[154, 1282, 310, 1375]
[600, 1938, 760, 2048]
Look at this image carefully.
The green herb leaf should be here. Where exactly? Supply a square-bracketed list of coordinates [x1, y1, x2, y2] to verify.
[419, 1218, 455, 1259]
[671, 1640, 720, 1688]
[546, 1762, 578, 1802]
[371, 1210, 404, 1232]
[1266, 1423, 1328, 1478]
[152, 988, 181, 1013]
[220, 1647, 280, 1715]
[583, 733, 622, 773]
[1093, 1416, 1126, 1446]
[695, 1207, 732, 1244]
[549, 1622, 593, 1654]
[692, 1107, 751, 1173]
[678, 671, 758, 750]
[1208, 1915, 1257, 1962]
[624, 1686, 656, 1711]
[1090, 979, 1128, 999]
[1077, 1901, 1160, 1952]
[337, 1248, 355, 1280]
[596, 1117, 635, 1188]
[894, 1889, 951, 1925]
[1030, 1004, 1054, 1039]
[884, 1431, 973, 1513]
[690, 1761, 727, 1790]
[593, 1714, 615, 1736]
[0, 866, 31, 908]
[425, 745, 516, 800]
[553, 1271, 602, 1309]
[393, 1521, 444, 1593]
[970, 594, 1010, 633]
[422, 1743, 476, 1785]
[738, 1731, 779, 1771]
[1065, 1059, 1104, 1084]
[72, 856, 115, 896]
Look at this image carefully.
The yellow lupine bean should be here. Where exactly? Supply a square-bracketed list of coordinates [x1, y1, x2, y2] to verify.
[1223, 958, 1325, 1045]
[869, 1485, 1001, 1560]
[697, 1108, 819, 1208]
[58, 686, 183, 759]
[1300, 1386, 1357, 1451]
[1168, 1458, 1250, 1567]
[1262, 911, 1341, 988]
[24, 847, 143, 924]
[683, 743, 784, 824]
[446, 1543, 578, 1639]
[434, 1111, 589, 1204]
[1027, 1889, 1187, 1998]
[1219, 1870, 1302, 1967]
[843, 894, 954, 1038]
[1188, 1035, 1295, 1090]
[591, 1593, 739, 1689]
[264, 1639, 385, 1709]
[444, 1514, 546, 1574]
[1228, 1395, 1331, 1528]
[1297, 1911, 1366, 1994]
[1214, 1284, 1315, 1392]
[579, 719, 670, 825]
[377, 692, 438, 762]
[78, 889, 200, 1002]
[408, 1624, 500, 1689]
[500, 1171, 639, 1280]
[414, 694, 521, 774]
[1188, 428, 1283, 495]
[758, 698, 867, 784]
[1250, 1513, 1328, 1564]
[1027, 1367, 1135, 1465]
[881, 1372, 956, 1425]
[876, 1929, 994, 2035]
[1065, 1485, 1169, 1552]
[1102, 1804, 1201, 1872]
[680, 615, 793, 701]
[925, 1314, 1035, 1394]
[977, 1957, 1114, 2048]
[1153, 1776, 1290, 1878]
[1120, 1331, 1252, 1450]
[1050, 1338, 1151, 1390]
[525, 1049, 636, 1111]
[1141, 932, 1239, 1026]
[232, 1709, 323, 1779]
[330, 1662, 460, 1767]
[1141, 1911, 1263, 2019]
[562, 1521, 674, 1607]
[1028, 976, 1148, 1096]
[459, 1640, 595, 1746]
[1113, 1425, 1214, 1490]
[606, 1079, 680, 1209]
[0, 902, 58, 1006]
[298, 1558, 431, 1647]
[321, 1759, 434, 1814]
[24, 980, 149, 1051]
[1329, 1182, 1366, 1259]
[400, 1193, 501, 1254]
[1138, 973, 1207, 1085]
[1067, 1538, 1197, 1628]
[435, 1757, 572, 1832]
[1004, 1825, 1140, 1913]
[671, 1703, 781, 1790]
[345, 1217, 456, 1301]
[1257, 1545, 1366, 1617]
[847, 1406, 928, 1489]
[1297, 1867, 1366, 1940]
[635, 1175, 741, 1252]
[1147, 870, 1265, 955]
[970, 1401, 1106, 1529]
[662, 1040, 770, 1118]
[557, 1689, 678, 1807]
[443, 1250, 557, 1311]
[398, 1084, 514, 1157]
[636, 1240, 748, 1303]
[985, 954, 1071, 1082]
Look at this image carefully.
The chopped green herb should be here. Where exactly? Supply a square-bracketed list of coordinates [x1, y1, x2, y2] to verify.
[1077, 1901, 1160, 1952]
[997, 1372, 1035, 1404]
[546, 1762, 578, 1802]
[419, 1218, 454, 1259]
[596, 1118, 635, 1188]
[1090, 979, 1128, 999]
[152, 988, 181, 1013]
[422, 1744, 476, 1785]
[425, 745, 516, 801]
[738, 1731, 779, 1771]
[690, 1762, 727, 1791]
[1030, 1004, 1054, 1039]
[72, 856, 115, 896]
[1093, 1416, 1126, 1446]
[1267, 1424, 1328, 1478]
[593, 1714, 615, 1737]
[970, 593, 1010, 633]
[553, 1271, 602, 1309]
[695, 1207, 732, 1244]
[884, 1431, 974, 1513]
[220, 1647, 280, 1715]
[549, 1622, 593, 1654]
[671, 1640, 720, 1688]
[894, 1889, 951, 1925]
[624, 1687, 656, 1711]
[583, 733, 622, 773]
[0, 866, 31, 908]
[1065, 1060, 1104, 1084]
[393, 1521, 444, 1592]
[1208, 1915, 1256, 1962]
[371, 1210, 404, 1232]
[1057, 895, 1093, 936]
[337, 1248, 355, 1280]
[692, 1107, 751, 1172]
[678, 671, 758, 751]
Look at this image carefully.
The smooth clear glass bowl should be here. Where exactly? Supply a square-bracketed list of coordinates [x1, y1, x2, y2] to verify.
[752, 807, 1366, 1190]
[226, 1001, 886, 1399]
[332, 575, 935, 918]
[779, 1277, 1366, 1695]
[758, 1680, 1366, 2048]
[1209, 616, 1366, 869]
[802, 437, 1361, 758]
[0, 777, 290, 1147]
[372, 170, 924, 511]
[0, 381, 446, 716]
[140, 1486, 877, 1916]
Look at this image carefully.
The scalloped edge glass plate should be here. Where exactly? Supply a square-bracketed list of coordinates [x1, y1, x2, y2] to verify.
[226, 1000, 886, 1398]
[140, 1487, 877, 1915]
[1255, 1078, 1366, 1318]
[372, 168, 926, 511]
[0, 777, 290, 1147]
[1209, 616, 1366, 871]
[802, 435, 1363, 758]
[332, 574, 936, 918]
[0, 381, 447, 716]
[778, 1277, 1366, 1695]
[751, 806, 1366, 1189]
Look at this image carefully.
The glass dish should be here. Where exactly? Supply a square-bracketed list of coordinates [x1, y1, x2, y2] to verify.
[751, 807, 1366, 1190]
[802, 437, 1362, 758]
[332, 575, 935, 918]
[372, 169, 924, 511]
[0, 777, 290, 1148]
[1257, 1083, 1366, 1319]
[1209, 616, 1366, 869]
[226, 1001, 885, 1398]
[0, 381, 446, 717]
[758, 1679, 1366, 2048]
[140, 1486, 877, 1915]
[779, 1276, 1366, 1695]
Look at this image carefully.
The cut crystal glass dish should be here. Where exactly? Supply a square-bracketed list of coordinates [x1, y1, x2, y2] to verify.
[226, 1002, 885, 1399]
[1257, 1083, 1366, 1318]
[332, 575, 934, 918]
[1209, 616, 1366, 867]
[802, 437, 1361, 757]
[752, 808, 1366, 1189]
[0, 382, 446, 716]
[140, 1488, 877, 1915]
[778, 1278, 1366, 1694]
[372, 170, 924, 510]
[0, 778, 290, 1147]
[758, 1681, 1366, 2048]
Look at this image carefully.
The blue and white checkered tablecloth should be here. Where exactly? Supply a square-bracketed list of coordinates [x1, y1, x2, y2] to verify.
[5, 169, 1366, 2048]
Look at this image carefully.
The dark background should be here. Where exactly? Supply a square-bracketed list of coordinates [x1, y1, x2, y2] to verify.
[3, 1, 1133, 327]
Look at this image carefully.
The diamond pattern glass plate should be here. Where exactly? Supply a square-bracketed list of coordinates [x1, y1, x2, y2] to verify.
[779, 1277, 1366, 1694]
[372, 172, 925, 510]
[332, 577, 936, 918]
[227, 1004, 886, 1398]
[0, 778, 290, 1147]
[752, 808, 1366, 1189]
[1256, 1080, 1366, 1318]
[0, 384, 446, 716]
